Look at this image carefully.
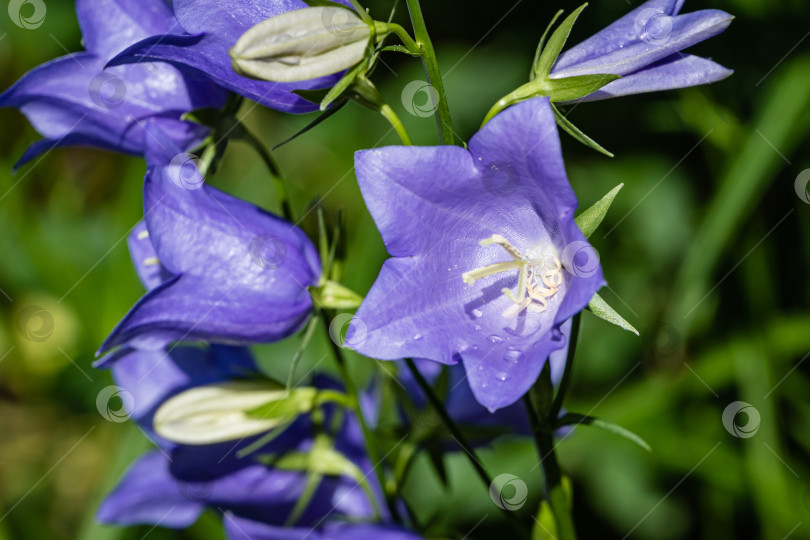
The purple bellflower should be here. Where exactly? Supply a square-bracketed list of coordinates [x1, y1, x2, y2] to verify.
[550, 0, 733, 101]
[98, 120, 321, 354]
[0, 0, 227, 169]
[98, 347, 421, 540]
[350, 97, 604, 412]
[108, 0, 353, 113]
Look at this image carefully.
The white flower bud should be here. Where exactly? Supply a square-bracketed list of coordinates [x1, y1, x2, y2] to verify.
[154, 381, 293, 445]
[230, 6, 371, 83]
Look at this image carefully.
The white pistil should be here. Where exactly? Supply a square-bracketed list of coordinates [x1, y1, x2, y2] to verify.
[461, 234, 563, 318]
[143, 257, 160, 266]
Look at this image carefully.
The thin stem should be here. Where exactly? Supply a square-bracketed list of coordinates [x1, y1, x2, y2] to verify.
[403, 0, 456, 145]
[239, 126, 294, 222]
[404, 360, 489, 485]
[321, 311, 401, 522]
[404, 359, 530, 539]
[380, 22, 421, 55]
[379, 104, 413, 145]
[523, 396, 577, 540]
[550, 312, 581, 420]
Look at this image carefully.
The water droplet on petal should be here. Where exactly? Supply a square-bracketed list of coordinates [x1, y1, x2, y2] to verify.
[472, 308, 483, 318]
[488, 335, 503, 344]
[412, 333, 423, 341]
[497, 372, 508, 382]
[474, 324, 482, 332]
[504, 349, 521, 364]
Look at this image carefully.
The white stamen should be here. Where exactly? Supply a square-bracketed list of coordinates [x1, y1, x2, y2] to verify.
[143, 257, 160, 266]
[137, 230, 149, 240]
[463, 235, 564, 318]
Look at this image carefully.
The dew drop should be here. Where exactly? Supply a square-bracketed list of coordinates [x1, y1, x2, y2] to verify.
[504, 349, 521, 364]
[472, 308, 483, 318]
[474, 324, 482, 332]
[488, 335, 503, 344]
[412, 333, 423, 341]
[497, 372, 509, 382]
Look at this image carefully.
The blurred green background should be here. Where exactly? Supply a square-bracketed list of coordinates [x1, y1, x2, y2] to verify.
[1, 0, 809, 539]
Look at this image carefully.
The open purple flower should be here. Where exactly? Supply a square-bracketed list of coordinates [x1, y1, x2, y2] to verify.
[351, 97, 604, 412]
[98, 120, 321, 354]
[108, 0, 352, 113]
[0, 0, 227, 169]
[550, 0, 733, 101]
[98, 346, 421, 540]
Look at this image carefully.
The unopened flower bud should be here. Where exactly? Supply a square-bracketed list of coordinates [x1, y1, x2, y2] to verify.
[230, 6, 371, 83]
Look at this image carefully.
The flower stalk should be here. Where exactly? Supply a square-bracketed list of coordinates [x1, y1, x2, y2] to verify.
[404, 0, 456, 145]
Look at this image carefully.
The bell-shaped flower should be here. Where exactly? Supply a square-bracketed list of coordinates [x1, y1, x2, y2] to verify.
[108, 0, 353, 113]
[0, 0, 227, 169]
[350, 97, 604, 412]
[550, 0, 733, 101]
[97, 346, 421, 539]
[98, 120, 321, 354]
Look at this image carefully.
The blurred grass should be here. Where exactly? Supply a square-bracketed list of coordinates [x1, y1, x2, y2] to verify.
[2, 0, 810, 539]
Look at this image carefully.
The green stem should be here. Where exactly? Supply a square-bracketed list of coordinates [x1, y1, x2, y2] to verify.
[379, 22, 421, 55]
[379, 104, 413, 145]
[549, 312, 581, 420]
[524, 397, 577, 540]
[238, 126, 294, 222]
[403, 0, 456, 145]
[482, 80, 547, 126]
[322, 311, 400, 522]
[404, 359, 530, 539]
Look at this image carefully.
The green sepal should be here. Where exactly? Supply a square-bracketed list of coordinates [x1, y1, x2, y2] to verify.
[244, 387, 352, 420]
[547, 73, 621, 103]
[273, 101, 347, 151]
[575, 183, 624, 238]
[551, 102, 614, 157]
[531, 9, 564, 81]
[320, 57, 371, 110]
[587, 293, 639, 336]
[378, 44, 420, 56]
[292, 88, 331, 104]
[533, 3, 588, 80]
[309, 280, 364, 310]
[300, 0, 353, 9]
[556, 412, 651, 451]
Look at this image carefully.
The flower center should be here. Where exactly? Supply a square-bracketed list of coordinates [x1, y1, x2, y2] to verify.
[462, 234, 563, 319]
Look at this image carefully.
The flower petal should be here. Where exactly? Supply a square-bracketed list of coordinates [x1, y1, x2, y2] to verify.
[128, 221, 174, 291]
[107, 0, 353, 113]
[76, 0, 178, 61]
[552, 9, 733, 79]
[552, 0, 687, 71]
[571, 52, 733, 102]
[97, 450, 204, 528]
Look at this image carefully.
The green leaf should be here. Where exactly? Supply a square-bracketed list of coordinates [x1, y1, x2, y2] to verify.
[551, 102, 614, 157]
[587, 293, 639, 336]
[547, 73, 621, 103]
[557, 412, 651, 452]
[575, 183, 624, 238]
[533, 3, 588, 80]
[531, 9, 564, 80]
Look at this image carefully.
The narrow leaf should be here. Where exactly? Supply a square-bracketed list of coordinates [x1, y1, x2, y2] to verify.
[551, 102, 614, 157]
[272, 100, 347, 151]
[557, 413, 651, 451]
[320, 57, 369, 110]
[587, 293, 639, 335]
[576, 183, 624, 238]
[534, 3, 588, 80]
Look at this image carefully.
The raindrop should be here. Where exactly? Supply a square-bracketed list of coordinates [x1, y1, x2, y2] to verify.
[413, 333, 423, 341]
[488, 335, 503, 344]
[472, 308, 483, 318]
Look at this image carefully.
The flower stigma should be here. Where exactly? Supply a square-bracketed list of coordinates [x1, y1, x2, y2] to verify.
[462, 234, 563, 318]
